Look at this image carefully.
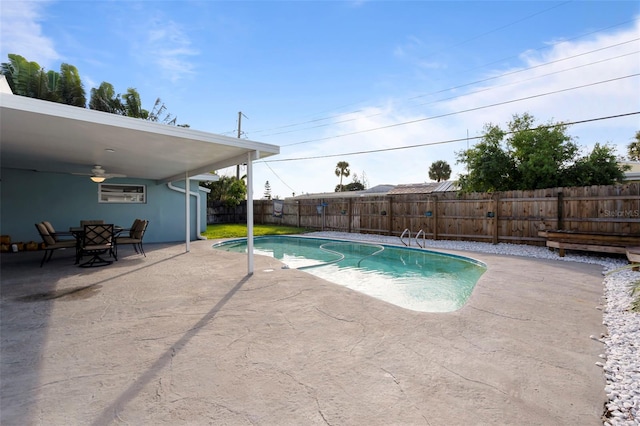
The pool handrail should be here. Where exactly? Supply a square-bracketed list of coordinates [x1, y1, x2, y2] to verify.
[415, 229, 426, 248]
[400, 228, 411, 246]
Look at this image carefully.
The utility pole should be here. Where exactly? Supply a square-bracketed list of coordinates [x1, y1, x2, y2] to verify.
[236, 111, 247, 179]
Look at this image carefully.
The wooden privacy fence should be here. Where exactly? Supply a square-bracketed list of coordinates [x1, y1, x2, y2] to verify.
[249, 183, 640, 246]
[207, 201, 248, 224]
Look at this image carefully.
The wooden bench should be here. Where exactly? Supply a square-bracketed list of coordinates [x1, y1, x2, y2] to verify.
[538, 230, 640, 258]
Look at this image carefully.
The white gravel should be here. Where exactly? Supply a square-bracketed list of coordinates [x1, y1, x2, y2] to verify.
[309, 231, 640, 425]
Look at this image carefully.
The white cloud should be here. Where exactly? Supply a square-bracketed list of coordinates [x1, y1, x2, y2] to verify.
[0, 1, 59, 67]
[141, 18, 199, 83]
[258, 19, 640, 198]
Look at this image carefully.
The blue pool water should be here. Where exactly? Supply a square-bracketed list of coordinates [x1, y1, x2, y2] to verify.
[212, 236, 486, 312]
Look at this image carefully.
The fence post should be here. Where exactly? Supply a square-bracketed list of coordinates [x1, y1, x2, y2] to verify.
[433, 195, 439, 240]
[388, 196, 393, 236]
[493, 193, 499, 244]
[348, 198, 352, 233]
[258, 200, 263, 225]
[557, 192, 564, 230]
[296, 201, 301, 228]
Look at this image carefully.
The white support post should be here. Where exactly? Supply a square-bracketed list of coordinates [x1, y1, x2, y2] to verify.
[247, 151, 256, 275]
[185, 172, 190, 252]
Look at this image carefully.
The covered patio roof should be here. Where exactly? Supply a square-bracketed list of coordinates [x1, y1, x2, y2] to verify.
[0, 89, 279, 183]
[0, 80, 279, 273]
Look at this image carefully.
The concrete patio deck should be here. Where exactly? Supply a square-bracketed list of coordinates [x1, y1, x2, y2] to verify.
[1, 240, 607, 425]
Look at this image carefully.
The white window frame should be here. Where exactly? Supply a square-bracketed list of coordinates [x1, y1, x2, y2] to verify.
[98, 183, 146, 204]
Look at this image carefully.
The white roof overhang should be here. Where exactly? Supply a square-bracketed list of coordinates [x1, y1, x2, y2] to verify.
[0, 92, 279, 183]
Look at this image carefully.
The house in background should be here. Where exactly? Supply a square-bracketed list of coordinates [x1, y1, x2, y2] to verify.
[621, 161, 640, 181]
[289, 184, 397, 200]
[0, 76, 279, 267]
[288, 182, 459, 200]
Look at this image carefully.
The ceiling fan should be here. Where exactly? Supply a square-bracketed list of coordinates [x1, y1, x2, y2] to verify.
[74, 165, 126, 182]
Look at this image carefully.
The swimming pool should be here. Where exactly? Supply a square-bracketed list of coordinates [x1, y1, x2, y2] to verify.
[212, 236, 486, 312]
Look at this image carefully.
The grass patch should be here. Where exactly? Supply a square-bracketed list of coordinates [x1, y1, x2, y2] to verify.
[202, 224, 309, 239]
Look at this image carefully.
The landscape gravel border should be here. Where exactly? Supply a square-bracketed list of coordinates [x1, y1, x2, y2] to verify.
[309, 231, 639, 425]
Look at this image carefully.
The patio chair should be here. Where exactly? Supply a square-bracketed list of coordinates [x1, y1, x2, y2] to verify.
[115, 219, 149, 257]
[78, 224, 117, 267]
[35, 223, 77, 267]
[42, 221, 75, 242]
[120, 218, 142, 236]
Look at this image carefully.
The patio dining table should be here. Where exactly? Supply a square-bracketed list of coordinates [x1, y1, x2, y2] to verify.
[69, 225, 124, 265]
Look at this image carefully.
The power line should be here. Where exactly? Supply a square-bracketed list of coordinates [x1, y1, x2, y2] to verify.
[435, 18, 638, 82]
[258, 38, 639, 139]
[415, 50, 639, 108]
[262, 161, 297, 195]
[261, 112, 639, 163]
[257, 47, 638, 140]
[410, 38, 640, 102]
[247, 1, 576, 136]
[248, 19, 639, 137]
[279, 73, 639, 147]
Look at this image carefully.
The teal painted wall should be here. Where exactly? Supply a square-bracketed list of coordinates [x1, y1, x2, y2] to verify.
[0, 168, 207, 245]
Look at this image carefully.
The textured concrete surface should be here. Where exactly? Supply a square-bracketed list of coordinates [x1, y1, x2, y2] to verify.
[1, 240, 606, 425]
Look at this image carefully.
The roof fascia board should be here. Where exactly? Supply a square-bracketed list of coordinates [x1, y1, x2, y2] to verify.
[0, 93, 280, 154]
[160, 151, 267, 183]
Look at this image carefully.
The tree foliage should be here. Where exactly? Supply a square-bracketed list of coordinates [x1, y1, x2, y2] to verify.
[1, 54, 86, 106]
[264, 181, 272, 200]
[58, 63, 86, 107]
[89, 82, 123, 113]
[629, 131, 640, 161]
[564, 143, 629, 186]
[457, 113, 628, 192]
[456, 124, 519, 192]
[428, 160, 452, 182]
[205, 176, 247, 207]
[2, 53, 185, 125]
[335, 172, 366, 192]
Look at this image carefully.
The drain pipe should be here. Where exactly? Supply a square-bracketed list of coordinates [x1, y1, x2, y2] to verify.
[167, 182, 208, 240]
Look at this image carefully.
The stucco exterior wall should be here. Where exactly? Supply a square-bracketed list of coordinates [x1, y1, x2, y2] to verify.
[0, 168, 207, 245]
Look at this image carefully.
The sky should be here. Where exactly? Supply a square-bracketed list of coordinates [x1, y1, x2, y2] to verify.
[1, 1, 639, 199]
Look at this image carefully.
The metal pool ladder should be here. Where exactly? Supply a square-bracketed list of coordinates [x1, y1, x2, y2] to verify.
[415, 229, 426, 248]
[400, 228, 426, 248]
[400, 228, 412, 246]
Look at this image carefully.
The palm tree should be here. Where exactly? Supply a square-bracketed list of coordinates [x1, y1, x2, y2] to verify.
[2, 55, 89, 107]
[89, 82, 124, 114]
[57, 63, 86, 107]
[428, 160, 452, 182]
[121, 87, 149, 119]
[1, 54, 49, 99]
[335, 161, 350, 192]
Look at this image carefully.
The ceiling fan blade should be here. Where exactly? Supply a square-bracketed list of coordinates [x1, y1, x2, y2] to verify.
[71, 165, 125, 179]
